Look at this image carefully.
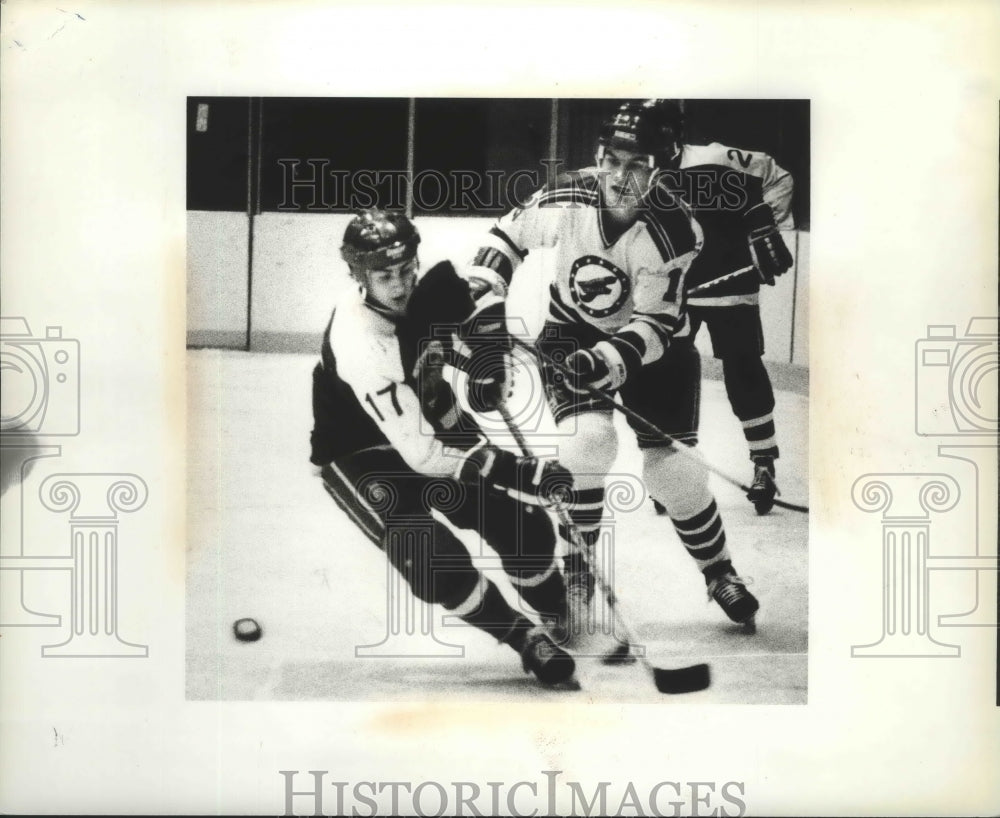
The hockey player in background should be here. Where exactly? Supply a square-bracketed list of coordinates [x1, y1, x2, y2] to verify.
[309, 209, 576, 688]
[655, 100, 795, 515]
[464, 100, 760, 641]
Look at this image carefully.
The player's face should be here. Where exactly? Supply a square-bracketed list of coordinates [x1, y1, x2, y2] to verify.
[597, 146, 654, 214]
[364, 257, 418, 316]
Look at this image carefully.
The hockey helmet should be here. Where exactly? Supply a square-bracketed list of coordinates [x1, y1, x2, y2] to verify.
[340, 209, 421, 274]
[597, 99, 684, 168]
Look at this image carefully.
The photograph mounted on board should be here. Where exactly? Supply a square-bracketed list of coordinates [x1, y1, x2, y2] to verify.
[185, 97, 810, 703]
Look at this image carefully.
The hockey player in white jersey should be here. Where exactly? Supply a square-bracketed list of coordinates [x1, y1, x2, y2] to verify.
[655, 101, 796, 514]
[309, 209, 577, 687]
[465, 100, 760, 639]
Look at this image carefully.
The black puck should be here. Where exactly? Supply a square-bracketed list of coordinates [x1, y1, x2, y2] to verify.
[653, 663, 710, 694]
[233, 617, 262, 642]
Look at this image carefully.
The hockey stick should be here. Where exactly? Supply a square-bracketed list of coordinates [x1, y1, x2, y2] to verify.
[495, 401, 711, 695]
[685, 264, 755, 296]
[509, 336, 810, 514]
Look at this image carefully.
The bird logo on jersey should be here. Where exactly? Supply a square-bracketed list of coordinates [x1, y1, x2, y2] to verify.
[568, 255, 631, 318]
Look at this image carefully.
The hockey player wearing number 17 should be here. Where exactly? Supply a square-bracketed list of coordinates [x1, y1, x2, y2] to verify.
[465, 100, 760, 642]
[308, 210, 578, 688]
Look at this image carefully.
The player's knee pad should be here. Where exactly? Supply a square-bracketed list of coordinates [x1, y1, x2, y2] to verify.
[642, 446, 712, 520]
[554, 412, 618, 486]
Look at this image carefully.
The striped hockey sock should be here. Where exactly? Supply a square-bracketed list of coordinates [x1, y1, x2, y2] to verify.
[742, 412, 779, 461]
[508, 560, 567, 621]
[670, 499, 731, 575]
[557, 485, 604, 552]
[454, 579, 534, 649]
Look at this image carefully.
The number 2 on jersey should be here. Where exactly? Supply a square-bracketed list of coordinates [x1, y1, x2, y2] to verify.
[364, 383, 403, 421]
[727, 148, 753, 168]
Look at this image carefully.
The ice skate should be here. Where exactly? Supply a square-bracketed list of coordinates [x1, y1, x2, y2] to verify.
[746, 457, 778, 515]
[520, 626, 577, 687]
[707, 572, 759, 632]
[600, 637, 637, 665]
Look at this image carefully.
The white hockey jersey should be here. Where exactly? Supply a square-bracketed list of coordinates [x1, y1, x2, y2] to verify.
[470, 169, 702, 365]
[317, 287, 467, 478]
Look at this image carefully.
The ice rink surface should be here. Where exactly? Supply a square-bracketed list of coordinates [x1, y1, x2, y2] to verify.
[186, 348, 808, 704]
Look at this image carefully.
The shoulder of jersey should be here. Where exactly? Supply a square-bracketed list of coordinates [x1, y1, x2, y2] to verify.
[680, 142, 751, 171]
[535, 167, 601, 207]
[640, 181, 699, 261]
[330, 293, 398, 380]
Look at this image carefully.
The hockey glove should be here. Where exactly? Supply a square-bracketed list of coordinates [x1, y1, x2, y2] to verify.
[459, 300, 511, 414]
[744, 202, 793, 286]
[465, 344, 508, 413]
[456, 441, 573, 503]
[411, 339, 454, 421]
[560, 337, 642, 394]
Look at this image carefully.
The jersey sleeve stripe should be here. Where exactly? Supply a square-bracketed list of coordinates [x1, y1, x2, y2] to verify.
[546, 283, 585, 324]
[471, 246, 515, 284]
[489, 225, 528, 260]
[633, 310, 681, 330]
[611, 330, 646, 360]
[628, 316, 673, 351]
[638, 211, 676, 260]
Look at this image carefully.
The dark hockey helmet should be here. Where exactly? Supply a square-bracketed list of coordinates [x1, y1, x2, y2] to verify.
[340, 209, 421, 273]
[597, 99, 684, 168]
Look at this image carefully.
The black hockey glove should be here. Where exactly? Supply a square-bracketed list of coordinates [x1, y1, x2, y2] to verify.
[465, 344, 508, 413]
[456, 442, 573, 503]
[405, 260, 476, 332]
[560, 337, 641, 394]
[411, 339, 454, 422]
[459, 300, 511, 414]
[744, 202, 793, 286]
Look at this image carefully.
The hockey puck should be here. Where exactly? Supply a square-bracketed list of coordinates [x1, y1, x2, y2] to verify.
[653, 663, 710, 694]
[233, 617, 262, 642]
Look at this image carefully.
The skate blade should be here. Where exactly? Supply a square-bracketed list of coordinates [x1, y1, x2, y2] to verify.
[551, 676, 582, 691]
[601, 641, 637, 666]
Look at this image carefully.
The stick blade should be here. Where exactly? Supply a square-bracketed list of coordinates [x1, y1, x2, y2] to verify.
[653, 663, 710, 694]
